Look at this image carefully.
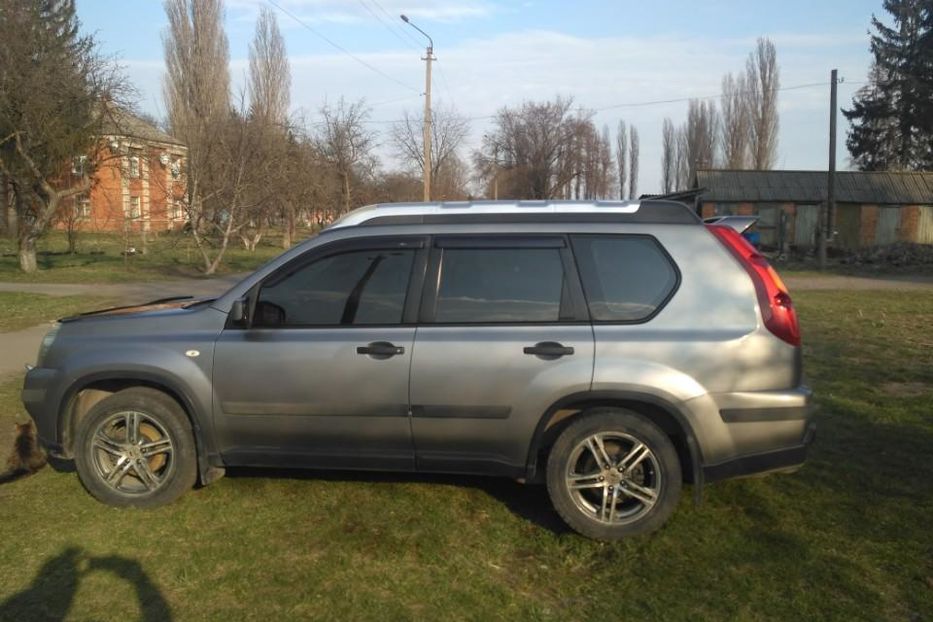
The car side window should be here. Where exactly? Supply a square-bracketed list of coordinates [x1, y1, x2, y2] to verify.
[570, 235, 678, 322]
[433, 247, 570, 323]
[254, 249, 415, 327]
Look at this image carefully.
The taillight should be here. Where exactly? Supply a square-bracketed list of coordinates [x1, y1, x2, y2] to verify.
[707, 225, 801, 346]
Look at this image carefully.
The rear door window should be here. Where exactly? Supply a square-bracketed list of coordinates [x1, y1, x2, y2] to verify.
[570, 235, 678, 322]
[432, 245, 571, 323]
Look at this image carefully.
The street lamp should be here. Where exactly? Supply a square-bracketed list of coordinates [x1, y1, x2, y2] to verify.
[400, 14, 434, 202]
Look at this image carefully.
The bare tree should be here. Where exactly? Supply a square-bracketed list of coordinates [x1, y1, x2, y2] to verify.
[163, 0, 233, 272]
[721, 72, 750, 168]
[0, 0, 129, 272]
[615, 120, 627, 199]
[390, 105, 469, 199]
[244, 5, 293, 249]
[661, 118, 676, 193]
[199, 102, 281, 272]
[598, 124, 615, 200]
[682, 99, 719, 183]
[628, 126, 639, 199]
[248, 6, 290, 125]
[675, 125, 690, 189]
[316, 98, 377, 215]
[479, 97, 578, 199]
[745, 37, 779, 169]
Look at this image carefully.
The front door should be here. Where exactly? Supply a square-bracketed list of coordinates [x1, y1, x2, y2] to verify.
[213, 237, 426, 471]
[409, 236, 595, 477]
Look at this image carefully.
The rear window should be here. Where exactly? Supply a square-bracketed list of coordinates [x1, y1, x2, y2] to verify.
[571, 235, 678, 322]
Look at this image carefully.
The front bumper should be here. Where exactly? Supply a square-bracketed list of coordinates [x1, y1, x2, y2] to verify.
[21, 367, 66, 456]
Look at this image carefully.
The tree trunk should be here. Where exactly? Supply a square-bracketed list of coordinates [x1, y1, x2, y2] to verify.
[18, 236, 38, 273]
[282, 204, 294, 249]
[0, 177, 7, 236]
[4, 187, 16, 240]
[342, 172, 351, 214]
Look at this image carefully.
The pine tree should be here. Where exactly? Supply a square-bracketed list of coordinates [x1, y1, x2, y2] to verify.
[844, 0, 933, 170]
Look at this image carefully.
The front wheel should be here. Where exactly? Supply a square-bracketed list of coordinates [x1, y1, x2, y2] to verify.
[546, 408, 682, 540]
[74, 387, 197, 508]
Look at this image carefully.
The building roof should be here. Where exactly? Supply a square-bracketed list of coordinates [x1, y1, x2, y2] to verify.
[326, 199, 699, 229]
[695, 169, 933, 205]
[100, 107, 184, 147]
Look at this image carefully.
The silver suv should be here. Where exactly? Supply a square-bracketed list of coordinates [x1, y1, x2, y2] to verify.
[22, 200, 814, 540]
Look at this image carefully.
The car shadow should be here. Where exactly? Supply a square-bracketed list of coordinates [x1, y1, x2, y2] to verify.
[226, 467, 572, 535]
[0, 547, 172, 622]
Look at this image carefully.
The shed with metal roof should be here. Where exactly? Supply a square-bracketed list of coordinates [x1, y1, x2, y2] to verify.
[693, 169, 933, 250]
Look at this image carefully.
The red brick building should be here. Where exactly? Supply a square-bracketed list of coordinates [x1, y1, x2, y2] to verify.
[693, 169, 933, 251]
[62, 109, 187, 233]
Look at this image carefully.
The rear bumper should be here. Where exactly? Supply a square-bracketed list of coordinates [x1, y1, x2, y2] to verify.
[697, 385, 816, 481]
[703, 420, 816, 482]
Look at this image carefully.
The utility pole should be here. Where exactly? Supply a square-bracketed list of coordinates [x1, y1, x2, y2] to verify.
[819, 69, 838, 270]
[401, 14, 434, 202]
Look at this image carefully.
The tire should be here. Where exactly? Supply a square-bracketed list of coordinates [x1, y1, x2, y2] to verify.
[73, 387, 197, 508]
[546, 408, 682, 540]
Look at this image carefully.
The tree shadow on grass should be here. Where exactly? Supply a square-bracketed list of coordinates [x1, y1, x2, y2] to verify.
[0, 547, 171, 622]
[226, 467, 572, 535]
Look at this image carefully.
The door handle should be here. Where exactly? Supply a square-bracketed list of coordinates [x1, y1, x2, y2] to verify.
[357, 341, 405, 357]
[523, 341, 574, 357]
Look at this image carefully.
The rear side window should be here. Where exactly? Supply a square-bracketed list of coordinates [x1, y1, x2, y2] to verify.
[434, 247, 569, 323]
[571, 235, 678, 322]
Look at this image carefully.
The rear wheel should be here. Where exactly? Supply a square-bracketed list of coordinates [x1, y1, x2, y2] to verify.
[74, 387, 197, 508]
[546, 408, 682, 540]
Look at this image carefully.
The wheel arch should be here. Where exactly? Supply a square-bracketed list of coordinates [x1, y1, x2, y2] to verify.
[526, 391, 704, 499]
[57, 370, 221, 485]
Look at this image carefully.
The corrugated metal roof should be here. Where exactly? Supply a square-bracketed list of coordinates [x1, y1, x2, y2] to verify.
[695, 169, 933, 205]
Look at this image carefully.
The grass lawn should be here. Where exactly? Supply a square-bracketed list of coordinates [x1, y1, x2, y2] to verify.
[0, 290, 930, 620]
[0, 292, 117, 333]
[0, 230, 312, 284]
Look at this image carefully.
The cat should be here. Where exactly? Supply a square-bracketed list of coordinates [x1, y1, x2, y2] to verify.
[0, 421, 48, 485]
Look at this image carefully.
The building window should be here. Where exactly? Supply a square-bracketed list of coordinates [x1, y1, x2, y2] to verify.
[75, 194, 91, 219]
[170, 160, 181, 180]
[129, 155, 140, 178]
[171, 201, 184, 220]
[126, 196, 141, 219]
[72, 155, 87, 176]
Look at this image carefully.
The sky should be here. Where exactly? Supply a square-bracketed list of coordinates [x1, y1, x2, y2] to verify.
[76, 0, 883, 194]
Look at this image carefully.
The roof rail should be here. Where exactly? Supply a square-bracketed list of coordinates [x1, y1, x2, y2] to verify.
[325, 200, 700, 230]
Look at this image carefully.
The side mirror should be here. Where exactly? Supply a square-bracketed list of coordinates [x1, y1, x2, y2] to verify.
[229, 297, 249, 326]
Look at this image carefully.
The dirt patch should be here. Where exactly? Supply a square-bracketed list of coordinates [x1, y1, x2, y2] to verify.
[879, 382, 930, 397]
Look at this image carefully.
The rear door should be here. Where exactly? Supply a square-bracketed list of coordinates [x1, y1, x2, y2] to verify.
[212, 236, 427, 470]
[409, 235, 594, 477]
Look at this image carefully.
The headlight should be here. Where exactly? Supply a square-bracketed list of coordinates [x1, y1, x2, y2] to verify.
[36, 322, 61, 367]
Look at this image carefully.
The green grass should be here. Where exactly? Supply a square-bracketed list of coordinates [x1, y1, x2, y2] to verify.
[0, 292, 116, 333]
[0, 230, 314, 283]
[0, 290, 931, 620]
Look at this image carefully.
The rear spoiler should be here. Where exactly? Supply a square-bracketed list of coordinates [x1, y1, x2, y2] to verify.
[702, 215, 758, 234]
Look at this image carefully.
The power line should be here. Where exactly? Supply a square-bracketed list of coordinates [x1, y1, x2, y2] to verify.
[355, 0, 420, 52]
[433, 60, 456, 105]
[264, 0, 419, 93]
[370, 0, 423, 49]
[361, 78, 864, 124]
